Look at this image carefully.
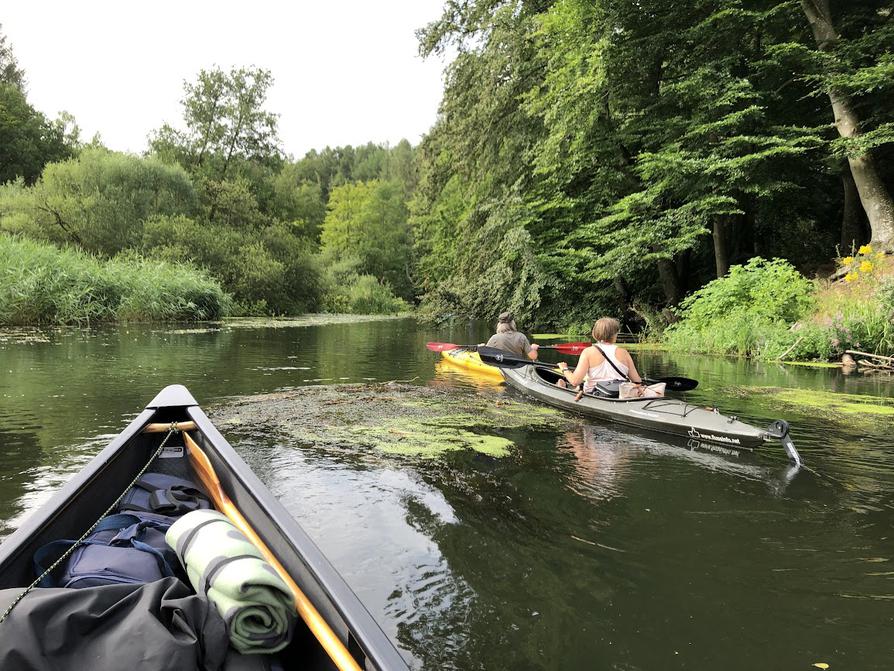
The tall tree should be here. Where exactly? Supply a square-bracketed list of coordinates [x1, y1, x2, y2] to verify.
[321, 180, 413, 298]
[0, 26, 26, 91]
[150, 66, 281, 199]
[0, 84, 78, 184]
[800, 0, 894, 249]
[150, 66, 282, 225]
[0, 28, 78, 184]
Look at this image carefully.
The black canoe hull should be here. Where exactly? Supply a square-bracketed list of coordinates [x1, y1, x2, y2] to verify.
[0, 385, 408, 671]
[501, 366, 770, 449]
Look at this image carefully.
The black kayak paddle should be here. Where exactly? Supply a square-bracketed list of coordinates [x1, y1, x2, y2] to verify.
[477, 346, 699, 392]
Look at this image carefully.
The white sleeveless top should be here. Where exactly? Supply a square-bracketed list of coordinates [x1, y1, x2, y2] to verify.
[584, 343, 629, 392]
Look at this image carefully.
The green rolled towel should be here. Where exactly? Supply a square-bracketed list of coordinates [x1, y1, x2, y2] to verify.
[166, 509, 297, 654]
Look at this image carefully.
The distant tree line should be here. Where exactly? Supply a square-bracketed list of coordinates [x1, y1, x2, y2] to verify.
[1, 31, 415, 317]
[2, 3, 892, 328]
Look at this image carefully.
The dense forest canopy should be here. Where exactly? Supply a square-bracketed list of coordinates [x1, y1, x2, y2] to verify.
[1, 3, 892, 332]
[412, 0, 893, 327]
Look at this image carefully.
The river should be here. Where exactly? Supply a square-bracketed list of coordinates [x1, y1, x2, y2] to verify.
[0, 316, 891, 669]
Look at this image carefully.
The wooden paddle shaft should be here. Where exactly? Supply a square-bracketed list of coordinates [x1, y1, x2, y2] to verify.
[181, 431, 363, 671]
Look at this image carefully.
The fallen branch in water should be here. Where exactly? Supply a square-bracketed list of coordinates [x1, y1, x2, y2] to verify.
[777, 336, 803, 361]
[845, 349, 894, 371]
[845, 349, 894, 363]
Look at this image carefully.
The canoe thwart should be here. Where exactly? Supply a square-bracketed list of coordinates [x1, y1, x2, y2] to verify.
[143, 421, 198, 434]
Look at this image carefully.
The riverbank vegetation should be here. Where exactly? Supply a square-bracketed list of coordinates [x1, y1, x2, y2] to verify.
[665, 253, 894, 360]
[1, 3, 893, 359]
[0, 235, 228, 324]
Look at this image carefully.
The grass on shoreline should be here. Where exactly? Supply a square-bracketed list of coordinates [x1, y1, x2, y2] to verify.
[0, 235, 230, 325]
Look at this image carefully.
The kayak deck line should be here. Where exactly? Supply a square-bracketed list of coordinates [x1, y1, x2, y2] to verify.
[498, 365, 802, 467]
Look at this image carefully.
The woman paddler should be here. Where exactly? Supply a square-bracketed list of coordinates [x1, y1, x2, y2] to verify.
[557, 317, 664, 398]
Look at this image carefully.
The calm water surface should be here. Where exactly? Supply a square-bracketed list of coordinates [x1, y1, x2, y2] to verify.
[1, 317, 892, 669]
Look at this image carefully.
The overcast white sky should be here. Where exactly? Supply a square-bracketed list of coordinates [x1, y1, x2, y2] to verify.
[2, 1, 449, 158]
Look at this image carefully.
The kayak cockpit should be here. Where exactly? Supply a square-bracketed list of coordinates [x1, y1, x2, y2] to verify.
[531, 365, 660, 403]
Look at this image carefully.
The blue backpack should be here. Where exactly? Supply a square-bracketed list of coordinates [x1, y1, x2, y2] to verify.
[34, 512, 181, 589]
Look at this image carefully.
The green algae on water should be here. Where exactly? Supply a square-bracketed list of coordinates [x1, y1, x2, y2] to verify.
[221, 314, 411, 330]
[210, 383, 570, 458]
[725, 385, 894, 419]
[778, 360, 841, 369]
[350, 421, 514, 457]
[774, 388, 894, 417]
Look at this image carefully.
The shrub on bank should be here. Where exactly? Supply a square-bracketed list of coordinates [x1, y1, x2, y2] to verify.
[0, 235, 230, 325]
[665, 258, 815, 357]
[320, 257, 410, 315]
[665, 255, 894, 360]
[141, 215, 323, 315]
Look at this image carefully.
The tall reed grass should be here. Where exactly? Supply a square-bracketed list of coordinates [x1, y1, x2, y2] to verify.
[0, 235, 231, 325]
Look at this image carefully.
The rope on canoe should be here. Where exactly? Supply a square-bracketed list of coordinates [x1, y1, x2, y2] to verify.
[0, 424, 181, 625]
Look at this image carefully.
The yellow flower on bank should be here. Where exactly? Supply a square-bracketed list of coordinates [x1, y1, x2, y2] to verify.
[844, 272, 858, 282]
[842, 256, 855, 265]
[858, 244, 872, 255]
[860, 260, 873, 273]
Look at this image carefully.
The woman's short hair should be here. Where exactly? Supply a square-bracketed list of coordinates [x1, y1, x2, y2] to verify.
[592, 317, 620, 342]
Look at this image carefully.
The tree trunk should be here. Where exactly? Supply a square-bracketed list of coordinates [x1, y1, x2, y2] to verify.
[801, 0, 894, 249]
[207, 111, 246, 223]
[713, 219, 730, 278]
[840, 166, 866, 253]
[675, 251, 691, 293]
[737, 209, 754, 265]
[657, 258, 683, 305]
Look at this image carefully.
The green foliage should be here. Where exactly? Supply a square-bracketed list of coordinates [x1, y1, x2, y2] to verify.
[674, 258, 815, 327]
[291, 141, 418, 200]
[665, 258, 816, 356]
[0, 27, 26, 91]
[0, 83, 78, 184]
[666, 266, 894, 360]
[320, 257, 409, 315]
[0, 148, 196, 255]
[410, 174, 469, 295]
[800, 274, 894, 358]
[141, 215, 322, 315]
[413, 0, 894, 324]
[0, 27, 78, 184]
[416, 195, 556, 324]
[0, 234, 229, 325]
[321, 180, 413, 298]
[150, 66, 281, 181]
[271, 170, 326, 237]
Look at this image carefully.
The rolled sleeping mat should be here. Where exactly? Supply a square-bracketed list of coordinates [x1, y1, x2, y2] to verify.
[166, 509, 297, 654]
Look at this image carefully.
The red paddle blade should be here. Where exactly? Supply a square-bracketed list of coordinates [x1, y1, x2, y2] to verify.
[550, 342, 591, 355]
[426, 342, 464, 352]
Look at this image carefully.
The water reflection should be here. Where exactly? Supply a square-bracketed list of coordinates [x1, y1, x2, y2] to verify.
[560, 425, 631, 503]
[561, 422, 805, 503]
[0, 419, 43, 538]
[431, 360, 504, 391]
[2, 319, 894, 669]
[231, 437, 475, 670]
